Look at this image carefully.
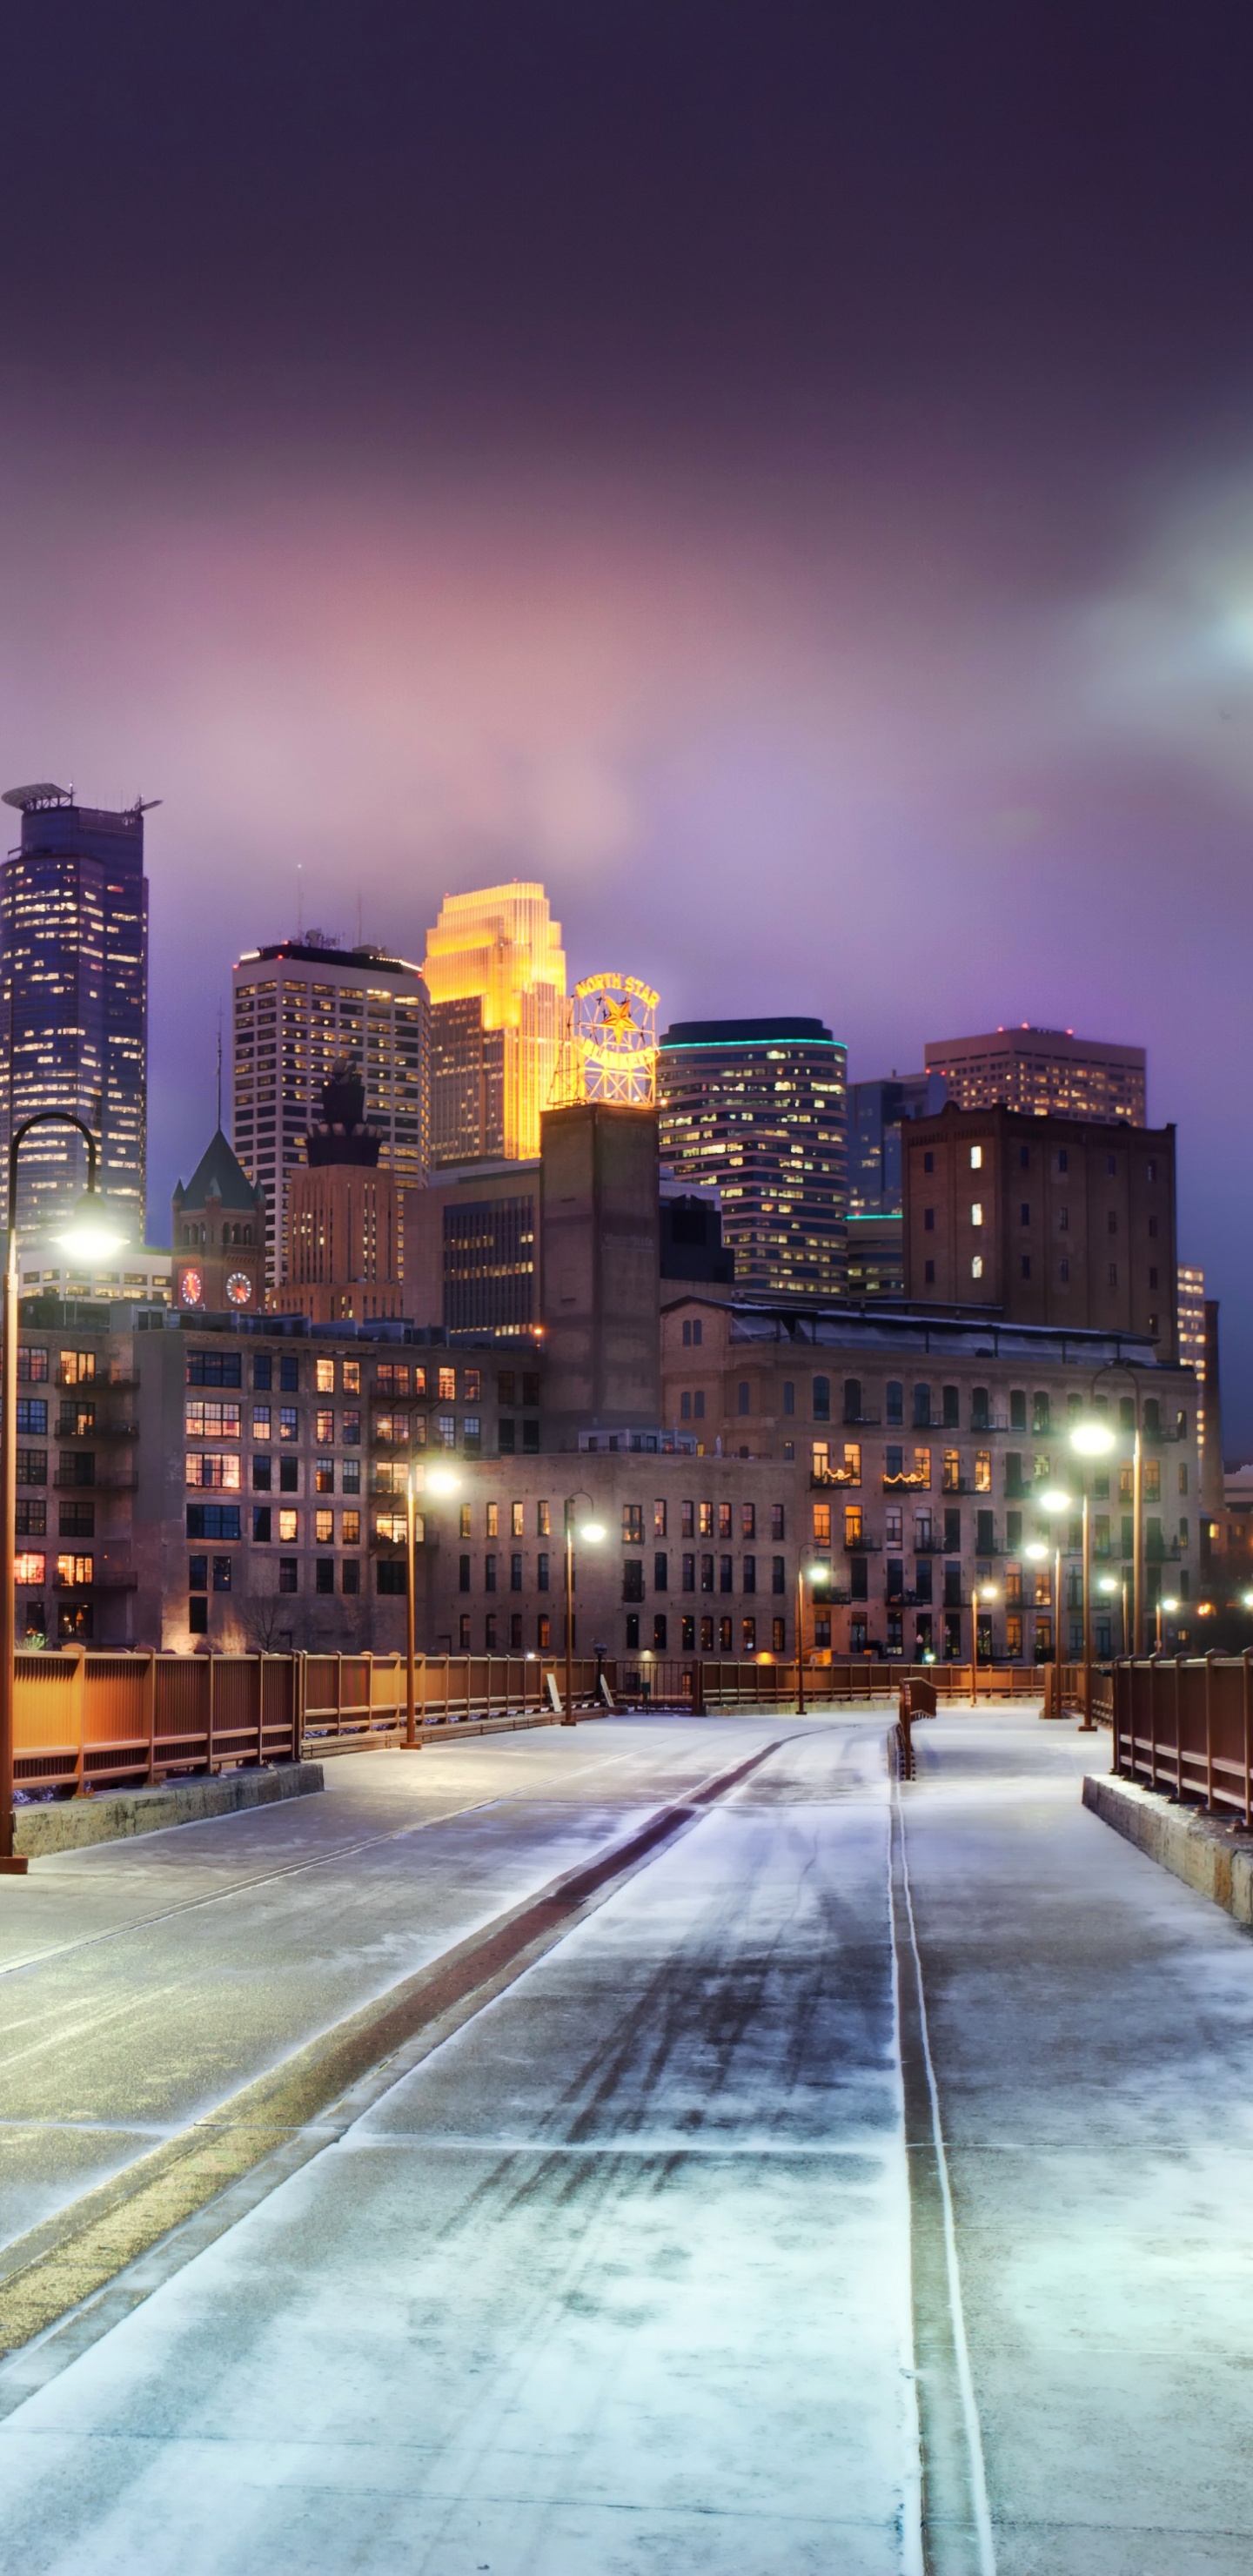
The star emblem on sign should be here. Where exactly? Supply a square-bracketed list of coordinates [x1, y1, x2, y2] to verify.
[600, 996, 635, 1039]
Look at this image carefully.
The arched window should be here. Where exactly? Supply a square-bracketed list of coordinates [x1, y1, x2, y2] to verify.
[843, 1378, 861, 1424]
[813, 1376, 830, 1422]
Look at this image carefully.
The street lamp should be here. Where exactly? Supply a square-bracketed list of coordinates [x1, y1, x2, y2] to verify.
[1156, 1593, 1179, 1654]
[795, 1560, 830, 1716]
[970, 1581, 998, 1701]
[1069, 1419, 1116, 1730]
[1036, 1486, 1073, 1682]
[1082, 1364, 1145, 1655]
[404, 1462, 459, 1749]
[2, 1113, 128, 1875]
[562, 1495, 605, 1726]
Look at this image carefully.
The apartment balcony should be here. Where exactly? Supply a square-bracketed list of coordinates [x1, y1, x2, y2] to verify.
[811, 1467, 861, 1489]
[841, 1412, 881, 1428]
[883, 1472, 931, 1492]
[843, 1535, 882, 1553]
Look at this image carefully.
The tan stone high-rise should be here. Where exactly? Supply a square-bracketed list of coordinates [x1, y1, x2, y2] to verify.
[423, 884, 566, 1164]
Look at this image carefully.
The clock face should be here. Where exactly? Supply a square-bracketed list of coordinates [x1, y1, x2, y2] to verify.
[225, 1271, 252, 1308]
[180, 1267, 204, 1307]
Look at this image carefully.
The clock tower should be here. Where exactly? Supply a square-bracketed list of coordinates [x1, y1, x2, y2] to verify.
[172, 1129, 266, 1316]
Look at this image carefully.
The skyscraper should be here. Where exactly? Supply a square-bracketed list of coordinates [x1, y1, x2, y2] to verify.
[231, 935, 428, 1286]
[656, 1016, 848, 1299]
[0, 784, 151, 1240]
[848, 1071, 946, 1213]
[423, 884, 566, 1164]
[924, 1026, 1146, 1124]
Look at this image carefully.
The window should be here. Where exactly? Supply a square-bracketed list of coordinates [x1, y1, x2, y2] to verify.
[278, 1407, 298, 1441]
[772, 1556, 786, 1594]
[17, 1347, 49, 1383]
[682, 1501, 695, 1537]
[740, 1502, 754, 1538]
[185, 1400, 241, 1439]
[975, 1451, 991, 1493]
[14, 1551, 45, 1586]
[913, 1383, 931, 1428]
[279, 1357, 299, 1392]
[1009, 1390, 1026, 1431]
[534, 1550, 549, 1592]
[17, 1500, 47, 1536]
[315, 1358, 335, 1395]
[845, 1504, 862, 1546]
[693, 1391, 705, 1420]
[272, 1558, 298, 1593]
[885, 1506, 902, 1546]
[464, 1370, 481, 1403]
[970, 1146, 982, 1169]
[437, 1414, 456, 1447]
[700, 1555, 714, 1593]
[653, 1551, 668, 1591]
[1178, 1463, 1189, 1497]
[971, 1256, 983, 1278]
[809, 1375, 831, 1422]
[718, 1501, 732, 1539]
[537, 1613, 551, 1650]
[737, 1382, 750, 1415]
[923, 1150, 934, 1173]
[188, 1352, 242, 1387]
[439, 1366, 456, 1401]
[699, 1503, 714, 1537]
[464, 1416, 482, 1455]
[782, 1381, 795, 1416]
[975, 1510, 995, 1554]
[772, 1617, 787, 1652]
[314, 1459, 334, 1493]
[622, 1503, 644, 1543]
[186, 1505, 241, 1540]
[742, 1555, 756, 1593]
[681, 1553, 695, 1592]
[252, 1506, 271, 1541]
[188, 1555, 208, 1591]
[312, 1559, 334, 1594]
[813, 1502, 832, 1545]
[942, 1451, 960, 1492]
[970, 1202, 983, 1226]
[924, 1207, 935, 1231]
[16, 1450, 46, 1487]
[941, 1385, 959, 1426]
[842, 1379, 862, 1424]
[510, 1499, 525, 1537]
[278, 1459, 298, 1493]
[886, 1381, 903, 1426]
[253, 1356, 272, 1391]
[315, 1409, 334, 1444]
[485, 1553, 498, 1592]
[252, 1405, 271, 1440]
[185, 1452, 241, 1490]
[771, 1504, 785, 1540]
[276, 1508, 297, 1542]
[623, 1560, 645, 1601]
[314, 1509, 333, 1545]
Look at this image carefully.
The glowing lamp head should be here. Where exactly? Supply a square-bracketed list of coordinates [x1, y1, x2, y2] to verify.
[976, 1584, 998, 1603]
[424, 1466, 459, 1496]
[805, 1561, 831, 1588]
[1097, 1575, 1118, 1595]
[1038, 1489, 1073, 1514]
[1242, 1591, 1253, 1611]
[1070, 1420, 1116, 1458]
[1023, 1541, 1049, 1561]
[1161, 1596, 1179, 1616]
[579, 1521, 606, 1545]
[56, 1191, 129, 1265]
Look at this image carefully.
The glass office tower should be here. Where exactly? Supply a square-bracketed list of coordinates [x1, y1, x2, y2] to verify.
[657, 1016, 848, 1299]
[0, 784, 150, 1240]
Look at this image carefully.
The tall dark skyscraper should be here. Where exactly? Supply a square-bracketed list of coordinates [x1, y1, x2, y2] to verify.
[657, 1016, 847, 1299]
[0, 785, 151, 1241]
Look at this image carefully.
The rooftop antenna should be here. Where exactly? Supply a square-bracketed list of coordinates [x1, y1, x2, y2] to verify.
[297, 862, 304, 938]
[216, 1012, 223, 1130]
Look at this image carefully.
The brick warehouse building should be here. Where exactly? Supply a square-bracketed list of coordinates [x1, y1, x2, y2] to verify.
[660, 1293, 1202, 1661]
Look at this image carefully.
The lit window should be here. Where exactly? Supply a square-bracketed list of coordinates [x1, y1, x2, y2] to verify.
[376, 1510, 405, 1543]
[315, 1409, 334, 1443]
[438, 1366, 456, 1401]
[437, 1414, 456, 1448]
[315, 1509, 334, 1544]
[184, 1400, 241, 1439]
[970, 1145, 982, 1169]
[970, 1202, 983, 1226]
[252, 1405, 271, 1439]
[278, 1509, 298, 1542]
[314, 1358, 335, 1394]
[279, 1407, 298, 1441]
[56, 1553, 93, 1588]
[972, 1255, 983, 1278]
[341, 1509, 361, 1545]
[15, 1551, 45, 1586]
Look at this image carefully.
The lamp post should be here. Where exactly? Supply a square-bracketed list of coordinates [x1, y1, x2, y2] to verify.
[2, 1114, 127, 1875]
[1156, 1593, 1179, 1654]
[970, 1581, 997, 1700]
[562, 1494, 605, 1725]
[403, 1462, 459, 1748]
[1069, 1419, 1116, 1730]
[795, 1560, 830, 1716]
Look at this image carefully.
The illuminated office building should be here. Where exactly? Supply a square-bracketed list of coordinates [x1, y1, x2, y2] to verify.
[656, 1016, 847, 1299]
[924, 1026, 1146, 1124]
[423, 884, 566, 1164]
[231, 935, 428, 1286]
[0, 784, 151, 1241]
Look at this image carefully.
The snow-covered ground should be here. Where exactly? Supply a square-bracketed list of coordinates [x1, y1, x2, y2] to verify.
[0, 1709, 1251, 2572]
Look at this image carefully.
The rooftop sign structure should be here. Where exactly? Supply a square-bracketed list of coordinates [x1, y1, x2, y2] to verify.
[553, 973, 660, 1107]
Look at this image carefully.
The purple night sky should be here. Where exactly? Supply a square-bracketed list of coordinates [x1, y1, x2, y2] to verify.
[1, 4, 1251, 1433]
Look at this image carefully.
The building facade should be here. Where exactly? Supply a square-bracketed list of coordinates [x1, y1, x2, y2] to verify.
[271, 1063, 405, 1325]
[423, 883, 566, 1165]
[231, 936, 428, 1286]
[923, 1027, 1146, 1124]
[0, 784, 150, 1241]
[660, 1293, 1203, 1660]
[656, 1016, 848, 1300]
[403, 1160, 542, 1338]
[848, 1072, 943, 1213]
[901, 1104, 1178, 1358]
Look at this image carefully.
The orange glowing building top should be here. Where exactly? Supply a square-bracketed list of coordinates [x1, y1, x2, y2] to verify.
[423, 883, 566, 1164]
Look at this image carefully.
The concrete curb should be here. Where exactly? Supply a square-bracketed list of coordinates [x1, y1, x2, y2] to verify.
[14, 1761, 324, 1857]
[1082, 1771, 1253, 1926]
